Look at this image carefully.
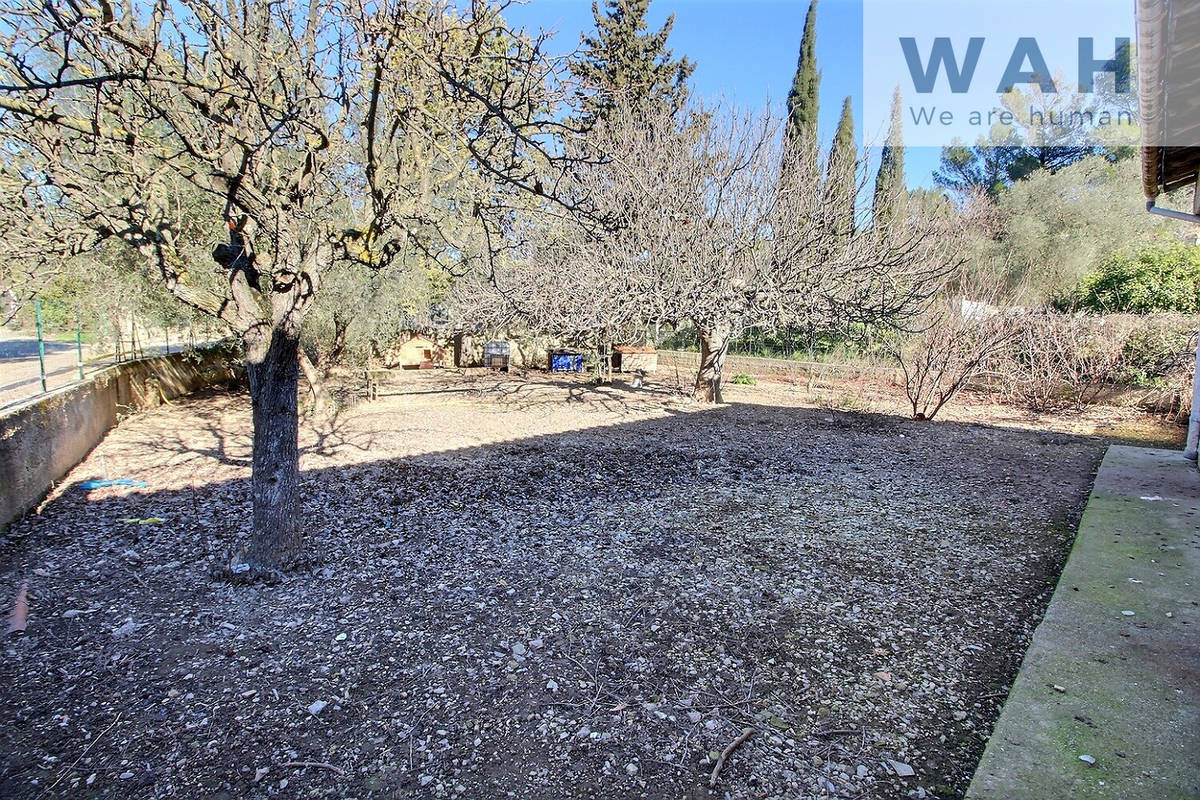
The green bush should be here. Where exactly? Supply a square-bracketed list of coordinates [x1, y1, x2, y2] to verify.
[730, 373, 756, 385]
[1068, 242, 1200, 314]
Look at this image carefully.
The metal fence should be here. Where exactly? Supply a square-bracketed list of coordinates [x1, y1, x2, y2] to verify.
[0, 302, 208, 411]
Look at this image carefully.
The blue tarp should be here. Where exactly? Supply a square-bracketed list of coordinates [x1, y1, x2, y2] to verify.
[550, 353, 584, 372]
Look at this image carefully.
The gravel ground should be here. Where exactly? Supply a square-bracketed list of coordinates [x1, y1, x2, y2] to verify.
[0, 373, 1134, 798]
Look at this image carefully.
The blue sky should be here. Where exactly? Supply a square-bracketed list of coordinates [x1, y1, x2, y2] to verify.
[505, 0, 1137, 190]
[504, 0, 942, 188]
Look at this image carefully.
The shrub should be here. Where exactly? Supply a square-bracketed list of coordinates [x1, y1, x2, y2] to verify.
[1120, 316, 1197, 387]
[998, 314, 1124, 410]
[890, 303, 1018, 420]
[1068, 243, 1200, 314]
[730, 373, 756, 385]
[888, 274, 1021, 421]
[995, 313, 1197, 411]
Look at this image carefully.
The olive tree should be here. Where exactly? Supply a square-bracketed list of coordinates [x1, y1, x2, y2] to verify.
[0, 0, 580, 574]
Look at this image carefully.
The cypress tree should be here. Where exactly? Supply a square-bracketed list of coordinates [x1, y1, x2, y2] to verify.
[570, 0, 695, 126]
[873, 87, 906, 227]
[784, 0, 820, 165]
[824, 96, 857, 235]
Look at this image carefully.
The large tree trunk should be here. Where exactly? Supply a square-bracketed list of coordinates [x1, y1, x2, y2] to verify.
[694, 321, 732, 403]
[243, 326, 302, 572]
[211, 222, 318, 577]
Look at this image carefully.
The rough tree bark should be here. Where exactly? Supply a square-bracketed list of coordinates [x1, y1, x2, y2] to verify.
[214, 225, 314, 574]
[694, 320, 733, 403]
[244, 326, 302, 571]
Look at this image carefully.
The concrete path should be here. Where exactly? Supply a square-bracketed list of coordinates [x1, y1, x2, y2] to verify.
[967, 445, 1199, 799]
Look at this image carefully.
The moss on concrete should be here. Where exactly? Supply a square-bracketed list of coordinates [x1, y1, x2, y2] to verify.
[966, 446, 1199, 800]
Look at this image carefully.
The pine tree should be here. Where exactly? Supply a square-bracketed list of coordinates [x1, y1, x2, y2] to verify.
[784, 0, 820, 164]
[570, 0, 695, 126]
[873, 87, 905, 227]
[824, 96, 856, 235]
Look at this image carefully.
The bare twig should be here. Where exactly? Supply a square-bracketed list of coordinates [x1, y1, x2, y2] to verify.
[279, 761, 345, 776]
[40, 712, 123, 797]
[118, 564, 149, 591]
[708, 726, 755, 789]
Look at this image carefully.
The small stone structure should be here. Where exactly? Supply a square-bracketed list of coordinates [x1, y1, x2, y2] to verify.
[382, 333, 446, 369]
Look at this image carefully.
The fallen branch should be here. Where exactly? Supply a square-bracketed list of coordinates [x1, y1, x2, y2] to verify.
[708, 726, 755, 788]
[119, 564, 149, 591]
[40, 712, 123, 797]
[280, 761, 345, 776]
[815, 728, 862, 737]
[6, 581, 28, 635]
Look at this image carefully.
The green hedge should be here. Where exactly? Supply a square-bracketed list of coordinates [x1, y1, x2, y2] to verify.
[1068, 242, 1200, 314]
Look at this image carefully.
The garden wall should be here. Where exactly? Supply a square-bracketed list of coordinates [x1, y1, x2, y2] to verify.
[655, 349, 905, 385]
[0, 347, 239, 531]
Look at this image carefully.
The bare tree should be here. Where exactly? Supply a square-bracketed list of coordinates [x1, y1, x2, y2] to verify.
[0, 142, 118, 324]
[447, 101, 664, 376]
[0, 0, 579, 574]
[489, 103, 966, 402]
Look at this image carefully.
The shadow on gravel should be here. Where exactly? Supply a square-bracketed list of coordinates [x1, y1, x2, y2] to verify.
[122, 391, 380, 469]
[0, 398, 1133, 799]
